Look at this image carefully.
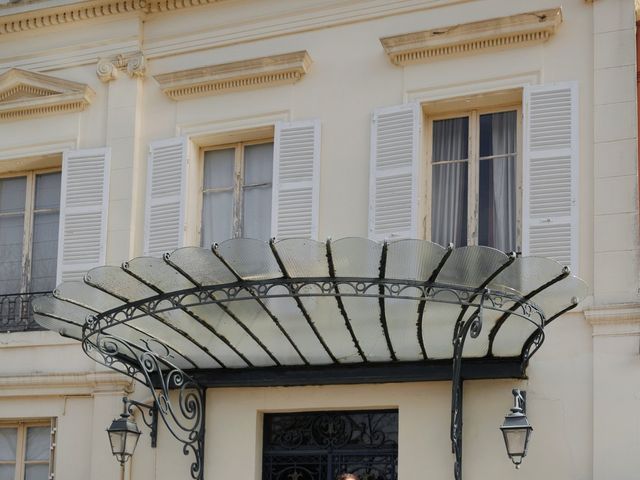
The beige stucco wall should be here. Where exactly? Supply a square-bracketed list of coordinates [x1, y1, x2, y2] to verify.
[0, 0, 639, 479]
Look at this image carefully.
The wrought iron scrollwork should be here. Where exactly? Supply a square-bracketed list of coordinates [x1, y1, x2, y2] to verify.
[86, 277, 542, 336]
[0, 291, 51, 332]
[450, 289, 545, 480]
[263, 410, 398, 480]
[82, 329, 206, 480]
[124, 397, 158, 447]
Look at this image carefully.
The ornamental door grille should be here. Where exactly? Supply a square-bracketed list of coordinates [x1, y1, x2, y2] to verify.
[262, 410, 398, 480]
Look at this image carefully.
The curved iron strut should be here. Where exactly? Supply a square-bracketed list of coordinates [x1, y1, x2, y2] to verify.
[82, 329, 206, 480]
[450, 290, 486, 480]
[449, 288, 545, 480]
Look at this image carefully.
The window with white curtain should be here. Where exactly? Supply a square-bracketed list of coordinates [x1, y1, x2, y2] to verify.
[428, 108, 519, 252]
[0, 171, 61, 296]
[200, 141, 273, 246]
[0, 420, 55, 480]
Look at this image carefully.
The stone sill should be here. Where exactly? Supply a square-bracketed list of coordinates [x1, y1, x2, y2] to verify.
[380, 7, 562, 66]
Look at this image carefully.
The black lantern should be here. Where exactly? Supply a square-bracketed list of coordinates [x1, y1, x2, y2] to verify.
[107, 397, 141, 465]
[499, 389, 533, 469]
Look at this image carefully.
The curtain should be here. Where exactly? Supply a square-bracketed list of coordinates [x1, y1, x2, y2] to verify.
[431, 117, 468, 247]
[479, 111, 517, 251]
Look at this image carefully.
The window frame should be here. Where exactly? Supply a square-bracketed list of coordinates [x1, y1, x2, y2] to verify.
[198, 137, 274, 243]
[424, 104, 523, 249]
[0, 167, 61, 294]
[0, 418, 56, 480]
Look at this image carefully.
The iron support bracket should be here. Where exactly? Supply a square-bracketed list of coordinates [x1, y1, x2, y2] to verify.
[82, 331, 206, 480]
[123, 397, 158, 448]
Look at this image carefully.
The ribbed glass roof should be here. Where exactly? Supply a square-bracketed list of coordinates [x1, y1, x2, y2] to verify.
[32, 238, 587, 379]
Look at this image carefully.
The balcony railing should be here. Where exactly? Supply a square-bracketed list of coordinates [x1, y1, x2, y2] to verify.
[0, 292, 52, 333]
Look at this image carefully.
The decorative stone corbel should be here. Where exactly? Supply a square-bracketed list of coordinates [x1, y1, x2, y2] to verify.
[96, 52, 146, 82]
[97, 58, 118, 83]
[126, 52, 146, 78]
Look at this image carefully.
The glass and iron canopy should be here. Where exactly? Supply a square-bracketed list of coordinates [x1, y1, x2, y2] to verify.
[32, 237, 586, 383]
[32, 237, 587, 480]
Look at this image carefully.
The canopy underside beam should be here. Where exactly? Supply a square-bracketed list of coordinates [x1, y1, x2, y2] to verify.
[177, 358, 525, 388]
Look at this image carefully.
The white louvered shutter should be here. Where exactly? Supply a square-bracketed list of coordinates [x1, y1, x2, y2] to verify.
[271, 120, 321, 239]
[522, 82, 578, 272]
[144, 137, 188, 256]
[369, 103, 420, 240]
[56, 148, 110, 284]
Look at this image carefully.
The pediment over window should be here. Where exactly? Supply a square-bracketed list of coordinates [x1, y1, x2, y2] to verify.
[0, 69, 95, 121]
[154, 51, 312, 100]
[380, 8, 562, 65]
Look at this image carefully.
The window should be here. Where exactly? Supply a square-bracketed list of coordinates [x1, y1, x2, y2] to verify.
[0, 171, 61, 296]
[263, 410, 398, 480]
[200, 140, 273, 246]
[0, 420, 55, 480]
[427, 107, 519, 251]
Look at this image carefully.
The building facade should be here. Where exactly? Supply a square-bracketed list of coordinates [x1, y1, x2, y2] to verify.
[0, 0, 638, 479]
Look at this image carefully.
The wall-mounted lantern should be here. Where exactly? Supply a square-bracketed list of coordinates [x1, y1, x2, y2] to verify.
[499, 389, 533, 469]
[106, 397, 142, 465]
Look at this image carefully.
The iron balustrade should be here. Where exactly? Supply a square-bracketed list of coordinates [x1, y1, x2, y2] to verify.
[0, 292, 51, 332]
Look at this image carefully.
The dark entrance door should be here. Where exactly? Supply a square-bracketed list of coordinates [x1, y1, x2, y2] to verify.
[262, 410, 398, 480]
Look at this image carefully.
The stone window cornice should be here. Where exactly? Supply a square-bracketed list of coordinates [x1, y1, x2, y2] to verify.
[380, 7, 562, 66]
[154, 51, 312, 100]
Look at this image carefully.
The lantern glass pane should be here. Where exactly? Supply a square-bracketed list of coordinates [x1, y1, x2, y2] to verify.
[503, 428, 528, 456]
[123, 430, 140, 456]
[108, 430, 125, 456]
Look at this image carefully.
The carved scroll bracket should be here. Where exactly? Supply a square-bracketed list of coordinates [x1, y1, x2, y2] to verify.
[97, 52, 146, 82]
